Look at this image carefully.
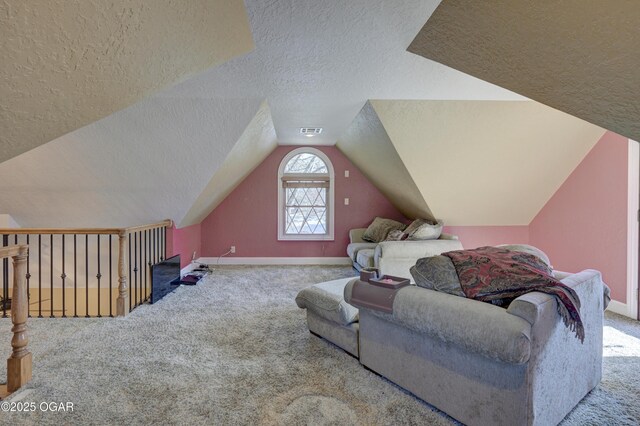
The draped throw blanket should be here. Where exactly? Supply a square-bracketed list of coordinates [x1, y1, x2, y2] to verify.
[443, 246, 585, 343]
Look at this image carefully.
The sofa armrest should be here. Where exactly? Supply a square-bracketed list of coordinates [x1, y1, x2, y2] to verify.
[439, 233, 459, 241]
[507, 270, 605, 328]
[374, 239, 463, 260]
[349, 228, 367, 244]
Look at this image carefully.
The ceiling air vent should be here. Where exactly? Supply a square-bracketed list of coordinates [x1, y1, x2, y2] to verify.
[300, 127, 323, 137]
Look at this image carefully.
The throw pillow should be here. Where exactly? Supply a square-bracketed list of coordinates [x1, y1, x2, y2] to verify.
[496, 244, 552, 269]
[362, 217, 407, 243]
[410, 255, 465, 297]
[407, 219, 444, 240]
[385, 229, 407, 241]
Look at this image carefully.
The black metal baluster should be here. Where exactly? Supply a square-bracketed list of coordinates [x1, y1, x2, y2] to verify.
[38, 234, 42, 318]
[146, 229, 150, 301]
[50, 234, 54, 318]
[109, 235, 113, 317]
[2, 234, 7, 318]
[129, 235, 132, 311]
[26, 234, 31, 318]
[97, 234, 101, 318]
[133, 232, 138, 308]
[153, 227, 157, 264]
[85, 234, 89, 318]
[73, 235, 78, 318]
[61, 234, 66, 318]
[138, 231, 142, 305]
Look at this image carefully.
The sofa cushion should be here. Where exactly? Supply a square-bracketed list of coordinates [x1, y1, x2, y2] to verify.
[346, 242, 377, 262]
[410, 255, 465, 297]
[356, 249, 375, 268]
[392, 286, 532, 364]
[362, 217, 406, 243]
[406, 219, 444, 240]
[296, 278, 359, 326]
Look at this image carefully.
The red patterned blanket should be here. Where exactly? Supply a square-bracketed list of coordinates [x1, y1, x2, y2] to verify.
[443, 246, 584, 342]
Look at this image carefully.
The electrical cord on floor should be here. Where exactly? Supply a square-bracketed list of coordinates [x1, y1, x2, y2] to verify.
[217, 249, 233, 265]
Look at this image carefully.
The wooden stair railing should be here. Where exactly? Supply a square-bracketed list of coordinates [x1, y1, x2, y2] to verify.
[0, 220, 171, 318]
[1, 245, 31, 397]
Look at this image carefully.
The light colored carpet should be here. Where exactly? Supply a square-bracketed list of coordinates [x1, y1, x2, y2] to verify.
[0, 265, 637, 425]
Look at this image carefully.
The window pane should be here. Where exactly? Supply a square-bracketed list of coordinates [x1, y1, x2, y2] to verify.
[285, 187, 327, 234]
[284, 153, 328, 174]
[285, 187, 326, 207]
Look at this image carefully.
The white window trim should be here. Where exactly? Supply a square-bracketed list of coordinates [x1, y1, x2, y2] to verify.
[277, 147, 335, 241]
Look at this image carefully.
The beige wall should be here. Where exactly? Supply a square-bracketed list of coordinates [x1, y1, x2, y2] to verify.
[336, 102, 434, 220]
[180, 102, 278, 227]
[371, 100, 605, 225]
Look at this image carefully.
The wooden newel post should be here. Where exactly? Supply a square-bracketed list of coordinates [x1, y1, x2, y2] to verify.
[116, 230, 129, 317]
[7, 246, 31, 392]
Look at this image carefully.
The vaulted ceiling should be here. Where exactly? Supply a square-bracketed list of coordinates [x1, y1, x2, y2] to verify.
[0, 0, 254, 163]
[408, 0, 640, 142]
[0, 1, 618, 229]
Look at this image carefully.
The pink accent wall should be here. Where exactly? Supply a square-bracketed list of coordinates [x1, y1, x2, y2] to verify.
[530, 131, 629, 302]
[166, 223, 202, 268]
[201, 146, 407, 257]
[443, 226, 529, 249]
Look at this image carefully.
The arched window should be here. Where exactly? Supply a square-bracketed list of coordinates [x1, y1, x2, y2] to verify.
[278, 147, 335, 240]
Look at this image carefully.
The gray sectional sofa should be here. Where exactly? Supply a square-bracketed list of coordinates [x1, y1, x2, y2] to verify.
[297, 269, 607, 425]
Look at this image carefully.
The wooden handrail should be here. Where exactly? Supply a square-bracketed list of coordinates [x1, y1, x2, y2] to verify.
[123, 219, 173, 234]
[0, 220, 172, 320]
[1, 245, 31, 395]
[0, 219, 173, 236]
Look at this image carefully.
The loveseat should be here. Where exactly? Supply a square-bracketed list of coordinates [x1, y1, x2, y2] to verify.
[342, 269, 606, 425]
[347, 228, 463, 277]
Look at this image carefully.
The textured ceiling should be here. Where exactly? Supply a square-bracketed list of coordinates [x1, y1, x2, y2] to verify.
[408, 0, 640, 142]
[336, 102, 434, 220]
[158, 0, 523, 146]
[371, 100, 606, 225]
[180, 101, 278, 227]
[0, 96, 263, 227]
[1, 0, 528, 227]
[0, 0, 253, 163]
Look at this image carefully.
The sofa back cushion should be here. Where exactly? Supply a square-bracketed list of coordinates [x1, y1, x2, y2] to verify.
[362, 217, 406, 243]
[410, 255, 465, 297]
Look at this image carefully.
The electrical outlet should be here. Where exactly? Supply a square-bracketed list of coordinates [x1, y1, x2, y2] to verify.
[230, 246, 236, 254]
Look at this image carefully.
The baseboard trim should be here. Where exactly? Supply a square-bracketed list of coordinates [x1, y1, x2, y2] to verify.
[180, 263, 198, 276]
[606, 300, 634, 318]
[197, 257, 352, 266]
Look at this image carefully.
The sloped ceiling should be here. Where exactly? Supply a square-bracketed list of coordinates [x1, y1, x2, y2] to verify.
[1, 0, 528, 228]
[0, 0, 253, 163]
[0, 96, 263, 227]
[7, 0, 611, 230]
[180, 101, 278, 227]
[407, 0, 640, 142]
[336, 102, 434, 220]
[371, 100, 606, 225]
[158, 0, 522, 146]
